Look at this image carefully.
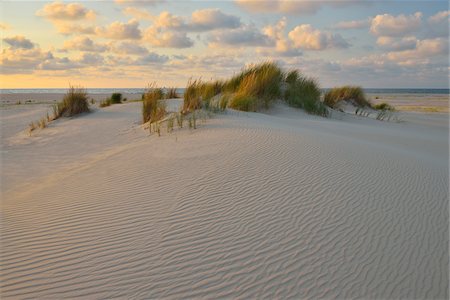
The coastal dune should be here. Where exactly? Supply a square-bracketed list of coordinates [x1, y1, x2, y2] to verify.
[1, 101, 448, 298]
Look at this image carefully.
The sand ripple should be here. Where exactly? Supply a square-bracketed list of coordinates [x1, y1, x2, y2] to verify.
[1, 106, 448, 299]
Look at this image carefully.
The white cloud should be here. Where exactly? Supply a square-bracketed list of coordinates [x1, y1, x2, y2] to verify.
[144, 27, 193, 48]
[62, 36, 108, 52]
[36, 1, 95, 21]
[1, 47, 52, 74]
[0, 22, 11, 30]
[190, 9, 241, 31]
[288, 24, 349, 50]
[376, 36, 417, 51]
[53, 23, 95, 35]
[386, 38, 448, 62]
[429, 10, 450, 24]
[235, 0, 366, 15]
[262, 18, 301, 56]
[370, 12, 422, 37]
[3, 36, 34, 49]
[115, 0, 165, 7]
[334, 19, 370, 30]
[208, 25, 273, 47]
[110, 42, 149, 55]
[95, 19, 142, 40]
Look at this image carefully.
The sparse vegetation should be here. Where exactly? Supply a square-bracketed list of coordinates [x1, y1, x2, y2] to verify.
[324, 86, 371, 109]
[99, 98, 112, 107]
[53, 85, 90, 119]
[142, 83, 166, 124]
[166, 87, 179, 99]
[373, 102, 395, 111]
[111, 93, 122, 104]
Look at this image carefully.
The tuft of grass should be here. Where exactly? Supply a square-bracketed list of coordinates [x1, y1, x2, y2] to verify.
[219, 94, 229, 112]
[176, 112, 184, 128]
[229, 62, 283, 110]
[284, 70, 327, 116]
[183, 79, 203, 112]
[167, 114, 174, 133]
[39, 118, 47, 129]
[142, 83, 166, 124]
[324, 86, 371, 108]
[373, 102, 395, 111]
[28, 121, 36, 136]
[229, 93, 257, 112]
[111, 93, 122, 104]
[166, 87, 179, 99]
[53, 85, 90, 119]
[99, 98, 112, 107]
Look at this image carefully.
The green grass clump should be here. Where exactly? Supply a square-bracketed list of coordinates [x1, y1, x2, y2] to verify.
[53, 85, 90, 119]
[111, 93, 122, 104]
[284, 70, 327, 116]
[142, 83, 166, 124]
[324, 86, 371, 108]
[373, 102, 395, 111]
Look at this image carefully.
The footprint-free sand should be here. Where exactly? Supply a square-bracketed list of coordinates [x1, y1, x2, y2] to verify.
[1, 99, 448, 299]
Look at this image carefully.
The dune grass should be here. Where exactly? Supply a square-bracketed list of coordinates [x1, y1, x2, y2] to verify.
[111, 93, 122, 104]
[373, 102, 395, 111]
[166, 87, 179, 99]
[323, 86, 371, 109]
[142, 83, 166, 124]
[183, 62, 327, 116]
[53, 85, 90, 119]
[99, 99, 112, 107]
[284, 70, 327, 116]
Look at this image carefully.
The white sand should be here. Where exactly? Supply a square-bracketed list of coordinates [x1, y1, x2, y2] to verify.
[1, 100, 448, 299]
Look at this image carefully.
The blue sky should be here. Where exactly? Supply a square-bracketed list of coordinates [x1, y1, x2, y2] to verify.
[1, 0, 448, 88]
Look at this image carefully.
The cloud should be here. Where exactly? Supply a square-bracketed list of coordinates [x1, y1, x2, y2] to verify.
[3, 36, 34, 49]
[208, 25, 273, 47]
[426, 10, 449, 38]
[36, 1, 95, 21]
[122, 7, 153, 20]
[376, 36, 417, 51]
[62, 36, 108, 52]
[95, 19, 141, 40]
[429, 10, 450, 23]
[115, 0, 165, 7]
[288, 24, 349, 50]
[141, 52, 169, 63]
[0, 47, 52, 74]
[53, 23, 95, 35]
[144, 27, 193, 48]
[39, 56, 80, 70]
[333, 19, 370, 30]
[190, 9, 241, 31]
[0, 22, 11, 30]
[235, 0, 366, 15]
[370, 12, 422, 37]
[78, 53, 104, 65]
[386, 38, 448, 62]
[110, 42, 149, 55]
[153, 11, 186, 29]
[262, 18, 302, 56]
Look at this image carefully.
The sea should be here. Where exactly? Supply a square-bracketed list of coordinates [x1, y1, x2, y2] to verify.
[1, 88, 449, 95]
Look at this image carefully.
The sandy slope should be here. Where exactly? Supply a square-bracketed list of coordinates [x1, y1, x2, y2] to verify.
[1, 101, 448, 299]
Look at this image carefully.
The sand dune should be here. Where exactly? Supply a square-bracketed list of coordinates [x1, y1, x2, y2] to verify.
[1, 101, 448, 299]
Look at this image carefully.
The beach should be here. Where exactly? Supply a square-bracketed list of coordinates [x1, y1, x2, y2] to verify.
[1, 94, 448, 298]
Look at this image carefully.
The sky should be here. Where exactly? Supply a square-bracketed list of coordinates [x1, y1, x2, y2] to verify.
[1, 0, 449, 88]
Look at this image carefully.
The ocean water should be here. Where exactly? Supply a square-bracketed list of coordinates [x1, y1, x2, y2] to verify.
[1, 88, 449, 95]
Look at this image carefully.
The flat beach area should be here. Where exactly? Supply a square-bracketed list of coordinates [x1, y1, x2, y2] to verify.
[1, 94, 448, 299]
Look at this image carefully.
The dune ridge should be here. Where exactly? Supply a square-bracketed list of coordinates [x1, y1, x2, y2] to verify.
[1, 101, 448, 299]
